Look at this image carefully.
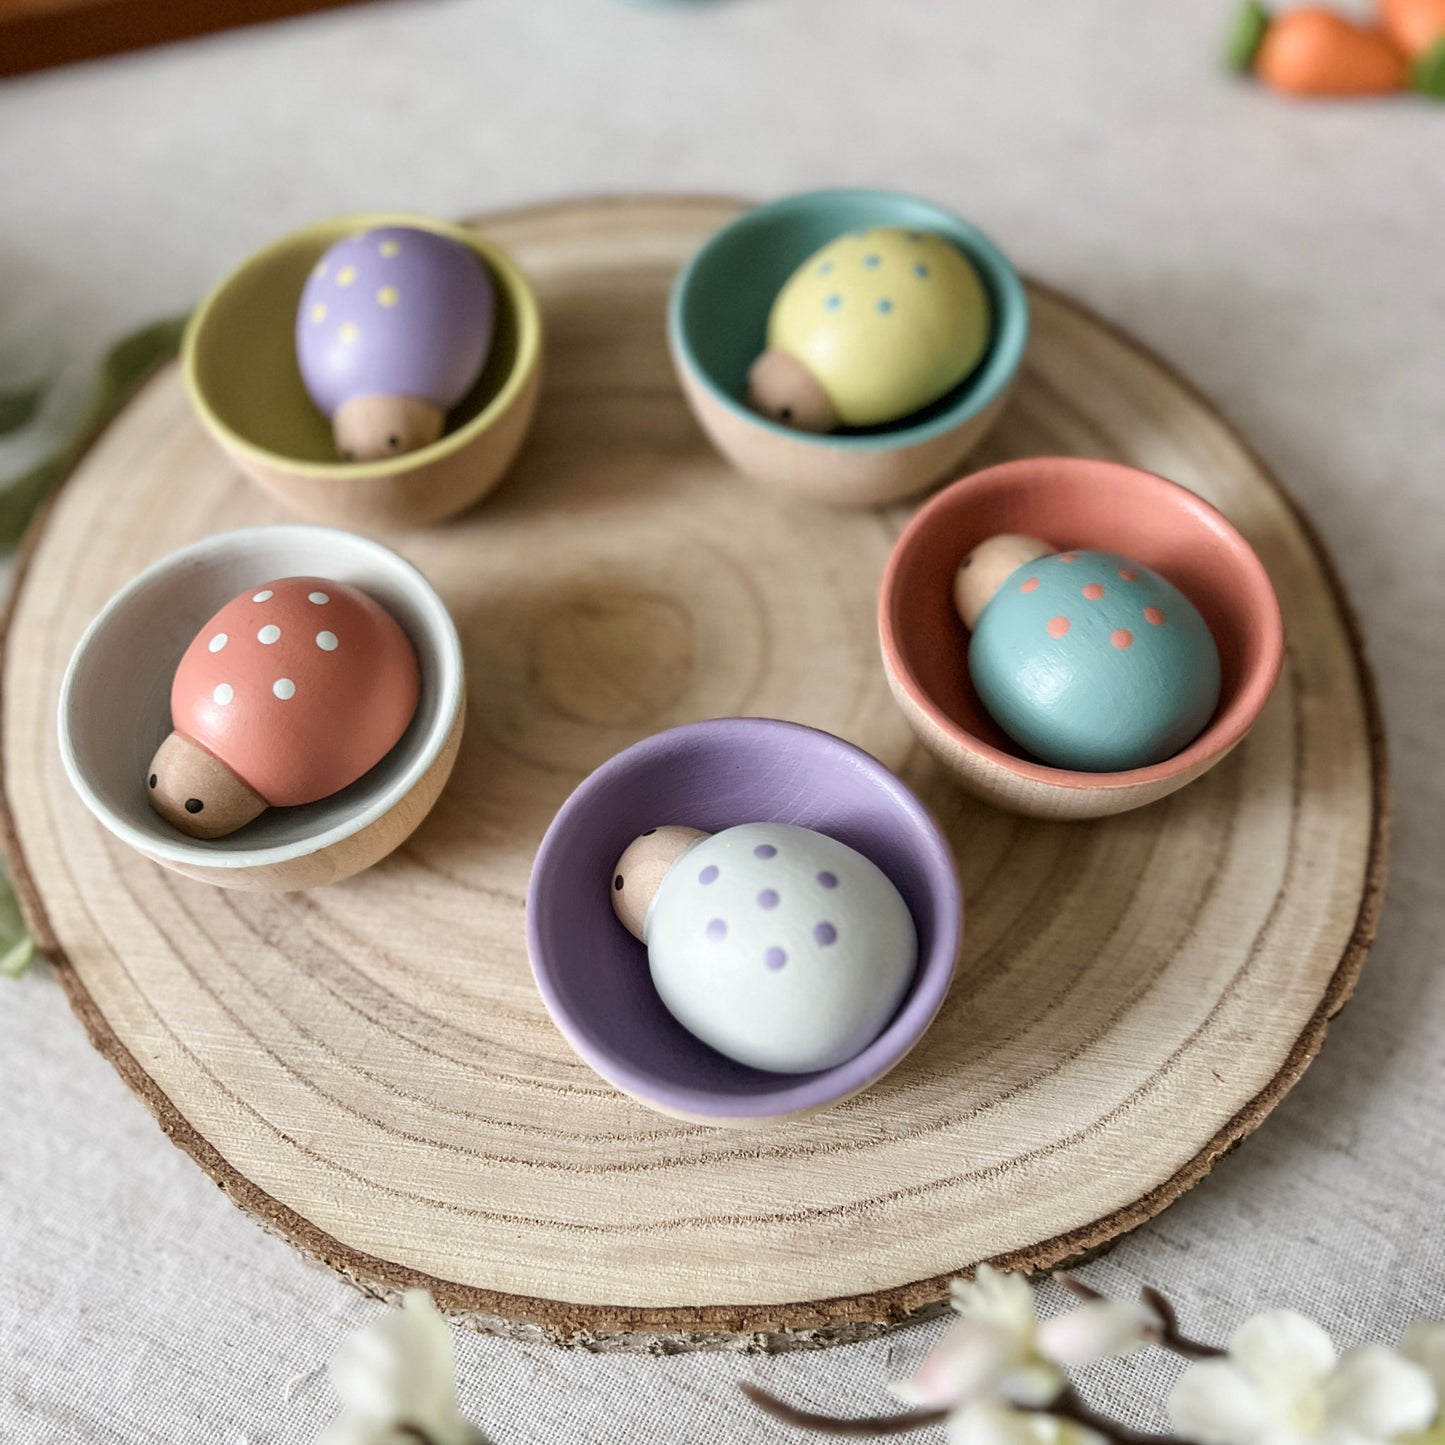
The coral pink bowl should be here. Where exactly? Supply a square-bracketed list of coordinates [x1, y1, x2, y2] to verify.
[879, 457, 1284, 820]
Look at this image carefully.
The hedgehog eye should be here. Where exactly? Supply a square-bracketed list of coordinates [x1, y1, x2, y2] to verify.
[778, 407, 793, 422]
[614, 875, 624, 891]
[387, 435, 401, 450]
[340, 449, 356, 462]
[185, 798, 205, 815]
[148, 773, 157, 789]
[960, 555, 973, 569]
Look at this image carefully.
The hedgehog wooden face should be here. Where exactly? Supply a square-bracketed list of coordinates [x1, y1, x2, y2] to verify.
[147, 577, 420, 839]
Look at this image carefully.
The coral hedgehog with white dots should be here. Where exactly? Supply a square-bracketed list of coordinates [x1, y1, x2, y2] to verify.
[146, 577, 420, 839]
[955, 534, 1221, 772]
[296, 225, 495, 463]
[610, 822, 917, 1073]
[747, 226, 991, 433]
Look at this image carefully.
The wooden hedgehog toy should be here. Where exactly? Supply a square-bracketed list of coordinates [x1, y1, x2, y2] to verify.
[610, 822, 917, 1073]
[746, 226, 991, 433]
[955, 535, 1222, 772]
[296, 226, 495, 462]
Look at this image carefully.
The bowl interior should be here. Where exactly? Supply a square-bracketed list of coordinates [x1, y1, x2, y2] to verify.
[883, 458, 1284, 782]
[186, 214, 530, 471]
[527, 718, 961, 1119]
[60, 525, 462, 869]
[670, 188, 1028, 451]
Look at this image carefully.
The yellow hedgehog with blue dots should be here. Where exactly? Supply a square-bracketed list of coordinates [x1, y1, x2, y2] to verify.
[746, 227, 992, 433]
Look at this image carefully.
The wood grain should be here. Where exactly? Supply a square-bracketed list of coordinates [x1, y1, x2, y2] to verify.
[0, 196, 1386, 1352]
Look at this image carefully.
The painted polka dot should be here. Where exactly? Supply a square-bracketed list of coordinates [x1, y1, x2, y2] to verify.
[698, 865, 719, 885]
[764, 947, 787, 971]
[308, 592, 330, 605]
[1145, 606, 1166, 626]
[252, 590, 273, 602]
[1111, 629, 1134, 650]
[212, 683, 234, 706]
[258, 625, 281, 645]
[1119, 568, 1140, 582]
[208, 633, 227, 653]
[814, 922, 838, 946]
[817, 261, 834, 276]
[1047, 616, 1071, 638]
[313, 260, 327, 279]
[754, 843, 777, 859]
[876, 298, 894, 314]
[273, 678, 297, 700]
[863, 254, 881, 268]
[379, 240, 401, 257]
[336, 265, 357, 287]
[825, 294, 842, 310]
[377, 285, 399, 308]
[705, 918, 727, 942]
[1058, 552, 1080, 563]
[316, 631, 339, 651]
[310, 303, 327, 324]
[914, 263, 930, 278]
[1020, 577, 1040, 594]
[817, 871, 838, 889]
[757, 889, 780, 910]
[339, 323, 359, 344]
[1083, 583, 1105, 601]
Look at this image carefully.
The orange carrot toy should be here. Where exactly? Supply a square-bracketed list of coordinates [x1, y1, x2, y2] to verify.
[1229, 2, 1409, 94]
[1378, 0, 1445, 90]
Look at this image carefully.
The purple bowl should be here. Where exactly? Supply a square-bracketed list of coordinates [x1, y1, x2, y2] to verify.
[526, 718, 963, 1125]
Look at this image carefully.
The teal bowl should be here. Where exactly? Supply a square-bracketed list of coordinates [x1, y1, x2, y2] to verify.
[668, 189, 1029, 508]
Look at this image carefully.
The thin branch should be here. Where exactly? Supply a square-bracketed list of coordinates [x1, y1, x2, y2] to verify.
[1053, 1384, 1191, 1445]
[1139, 1287, 1226, 1361]
[1057, 1272, 1104, 1303]
[740, 1383, 946, 1436]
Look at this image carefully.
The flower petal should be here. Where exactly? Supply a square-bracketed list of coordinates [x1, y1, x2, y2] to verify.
[1038, 1300, 1157, 1366]
[949, 1402, 1053, 1445]
[1403, 1323, 1445, 1399]
[1230, 1310, 1336, 1400]
[952, 1265, 1039, 1337]
[1168, 1359, 1270, 1445]
[1322, 1345, 1436, 1438]
[893, 1319, 1016, 1409]
[323, 1291, 476, 1442]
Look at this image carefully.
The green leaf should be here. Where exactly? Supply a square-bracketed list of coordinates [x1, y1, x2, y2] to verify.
[0, 383, 48, 438]
[1225, 0, 1270, 74]
[0, 868, 34, 978]
[1413, 36, 1445, 99]
[0, 314, 189, 548]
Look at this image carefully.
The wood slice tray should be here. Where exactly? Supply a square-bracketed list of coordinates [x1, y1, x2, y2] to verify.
[0, 196, 1386, 1352]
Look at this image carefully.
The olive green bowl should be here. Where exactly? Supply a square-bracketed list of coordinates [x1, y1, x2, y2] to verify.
[183, 213, 543, 532]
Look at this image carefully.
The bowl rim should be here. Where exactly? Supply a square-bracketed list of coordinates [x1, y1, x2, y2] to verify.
[57, 524, 465, 870]
[880, 457, 1286, 791]
[180, 212, 543, 481]
[525, 717, 963, 1120]
[666, 187, 1030, 453]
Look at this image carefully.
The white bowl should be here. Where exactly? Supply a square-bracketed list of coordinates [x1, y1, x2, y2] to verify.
[58, 525, 465, 890]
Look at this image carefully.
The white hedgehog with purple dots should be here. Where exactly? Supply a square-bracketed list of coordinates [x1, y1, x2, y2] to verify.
[610, 822, 918, 1073]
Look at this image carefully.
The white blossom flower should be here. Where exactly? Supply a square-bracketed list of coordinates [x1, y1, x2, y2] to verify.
[1167, 1309, 1436, 1445]
[894, 1265, 1157, 1413]
[1399, 1323, 1445, 1445]
[318, 1290, 487, 1445]
[947, 1400, 1105, 1445]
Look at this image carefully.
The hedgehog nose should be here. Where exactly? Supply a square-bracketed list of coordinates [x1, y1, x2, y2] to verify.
[184, 798, 205, 815]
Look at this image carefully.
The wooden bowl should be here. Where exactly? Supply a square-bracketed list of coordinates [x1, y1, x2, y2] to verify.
[58, 525, 465, 890]
[182, 214, 543, 532]
[667, 188, 1028, 508]
[880, 458, 1285, 819]
[526, 718, 963, 1127]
